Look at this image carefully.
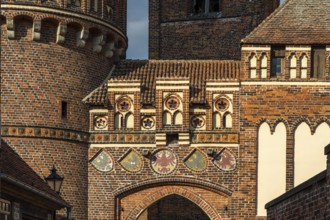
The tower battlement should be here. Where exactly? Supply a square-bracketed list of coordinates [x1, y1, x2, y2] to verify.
[1, 1, 128, 219]
[1, 0, 127, 32]
[1, 1, 127, 58]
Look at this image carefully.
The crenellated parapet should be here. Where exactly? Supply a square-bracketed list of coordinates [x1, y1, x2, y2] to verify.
[1, 5, 127, 59]
[1, 0, 127, 33]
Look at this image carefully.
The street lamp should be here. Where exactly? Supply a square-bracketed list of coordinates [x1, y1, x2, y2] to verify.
[45, 166, 64, 220]
[45, 166, 64, 194]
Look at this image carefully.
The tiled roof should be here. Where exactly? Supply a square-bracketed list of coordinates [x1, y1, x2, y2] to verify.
[0, 140, 67, 205]
[242, 0, 330, 44]
[110, 59, 240, 104]
[82, 83, 108, 105]
[83, 66, 116, 105]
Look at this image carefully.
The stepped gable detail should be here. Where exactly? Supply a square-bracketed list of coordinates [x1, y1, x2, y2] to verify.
[242, 0, 330, 44]
[109, 60, 240, 104]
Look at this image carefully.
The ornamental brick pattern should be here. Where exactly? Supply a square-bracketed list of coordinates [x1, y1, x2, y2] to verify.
[2, 0, 330, 219]
[1, 1, 127, 219]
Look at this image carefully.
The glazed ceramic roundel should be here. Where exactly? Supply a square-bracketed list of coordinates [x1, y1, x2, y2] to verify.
[215, 98, 230, 112]
[117, 98, 132, 112]
[165, 96, 180, 110]
[191, 116, 205, 128]
[141, 117, 155, 129]
[94, 116, 108, 129]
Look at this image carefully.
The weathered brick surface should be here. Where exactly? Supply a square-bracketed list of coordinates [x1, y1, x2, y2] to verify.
[88, 146, 238, 219]
[266, 177, 328, 219]
[238, 84, 330, 218]
[1, 18, 114, 130]
[3, 137, 88, 219]
[149, 0, 279, 60]
[266, 146, 330, 219]
[1, 2, 127, 219]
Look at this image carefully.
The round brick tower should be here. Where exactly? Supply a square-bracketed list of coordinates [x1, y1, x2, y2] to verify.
[1, 0, 127, 218]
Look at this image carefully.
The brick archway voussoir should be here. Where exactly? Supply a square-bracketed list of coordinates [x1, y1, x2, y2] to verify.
[125, 186, 222, 220]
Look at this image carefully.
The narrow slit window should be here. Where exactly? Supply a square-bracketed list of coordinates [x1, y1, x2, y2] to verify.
[61, 101, 68, 119]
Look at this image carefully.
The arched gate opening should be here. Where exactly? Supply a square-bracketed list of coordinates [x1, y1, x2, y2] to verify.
[137, 194, 210, 220]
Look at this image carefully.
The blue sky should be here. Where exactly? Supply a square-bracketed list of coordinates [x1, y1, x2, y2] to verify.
[126, 0, 285, 60]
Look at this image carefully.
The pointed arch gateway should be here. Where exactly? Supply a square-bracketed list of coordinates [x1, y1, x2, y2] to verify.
[125, 186, 221, 220]
[114, 177, 231, 220]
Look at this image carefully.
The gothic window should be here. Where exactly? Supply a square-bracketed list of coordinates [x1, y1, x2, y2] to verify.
[271, 47, 285, 77]
[260, 54, 267, 78]
[300, 54, 308, 79]
[249, 54, 257, 78]
[115, 113, 123, 129]
[194, 0, 222, 14]
[312, 46, 326, 78]
[163, 111, 172, 126]
[212, 112, 221, 129]
[174, 111, 183, 125]
[289, 54, 297, 78]
[115, 96, 134, 130]
[125, 112, 134, 129]
[223, 112, 232, 128]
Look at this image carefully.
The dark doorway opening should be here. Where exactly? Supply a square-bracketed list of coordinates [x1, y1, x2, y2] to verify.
[138, 194, 210, 220]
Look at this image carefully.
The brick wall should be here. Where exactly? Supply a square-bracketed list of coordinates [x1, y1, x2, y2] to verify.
[266, 144, 330, 219]
[149, 0, 279, 60]
[3, 138, 88, 219]
[88, 146, 238, 219]
[1, 6, 127, 219]
[1, 0, 127, 33]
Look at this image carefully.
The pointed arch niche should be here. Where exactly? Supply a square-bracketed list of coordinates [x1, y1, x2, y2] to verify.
[174, 111, 183, 125]
[294, 122, 330, 186]
[257, 122, 286, 216]
[249, 53, 257, 78]
[125, 112, 134, 129]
